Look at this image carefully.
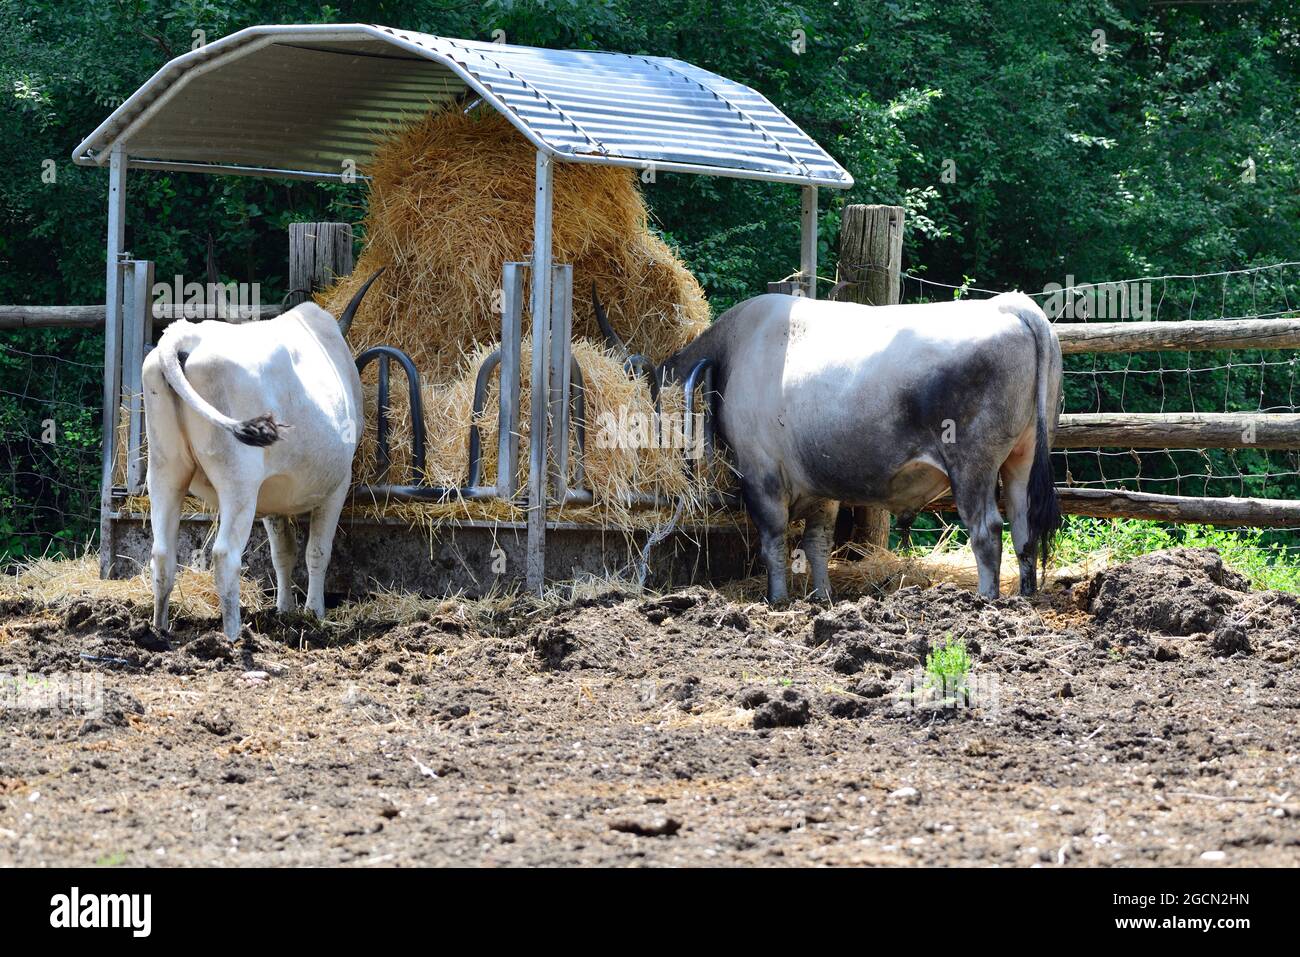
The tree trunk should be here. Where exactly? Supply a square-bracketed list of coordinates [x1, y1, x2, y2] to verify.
[288, 222, 354, 308]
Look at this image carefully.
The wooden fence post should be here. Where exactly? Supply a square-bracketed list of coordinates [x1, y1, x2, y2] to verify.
[833, 204, 904, 550]
[288, 222, 354, 306]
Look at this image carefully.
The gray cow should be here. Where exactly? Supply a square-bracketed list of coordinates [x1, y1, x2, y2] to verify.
[603, 291, 1062, 602]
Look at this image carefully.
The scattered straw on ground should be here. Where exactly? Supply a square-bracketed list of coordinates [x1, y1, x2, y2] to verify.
[0, 552, 269, 621]
[3, 536, 1089, 635]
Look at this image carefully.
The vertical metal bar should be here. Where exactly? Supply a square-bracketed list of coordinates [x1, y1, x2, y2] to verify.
[569, 357, 587, 489]
[800, 185, 818, 300]
[376, 354, 391, 480]
[98, 146, 127, 578]
[498, 262, 525, 498]
[548, 263, 573, 501]
[526, 151, 554, 593]
[124, 259, 154, 493]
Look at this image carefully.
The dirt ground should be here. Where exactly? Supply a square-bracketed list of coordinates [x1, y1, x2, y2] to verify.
[1, 546, 1297, 867]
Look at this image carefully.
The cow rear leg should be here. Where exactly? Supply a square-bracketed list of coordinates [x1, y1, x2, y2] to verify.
[147, 465, 190, 632]
[304, 482, 349, 619]
[798, 499, 839, 601]
[740, 472, 791, 603]
[1001, 452, 1038, 595]
[264, 515, 298, 612]
[212, 493, 257, 641]
[951, 468, 1004, 600]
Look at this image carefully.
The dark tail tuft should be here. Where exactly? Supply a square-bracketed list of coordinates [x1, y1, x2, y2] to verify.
[1027, 417, 1061, 581]
[231, 413, 285, 447]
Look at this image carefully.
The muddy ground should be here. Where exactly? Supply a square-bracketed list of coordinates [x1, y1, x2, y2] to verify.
[0, 547, 1297, 867]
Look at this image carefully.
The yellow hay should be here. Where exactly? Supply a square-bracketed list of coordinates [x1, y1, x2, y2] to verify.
[350, 335, 737, 527]
[0, 551, 269, 620]
[318, 108, 709, 383]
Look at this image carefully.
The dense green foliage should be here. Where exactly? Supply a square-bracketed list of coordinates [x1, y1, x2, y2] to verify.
[2, 0, 1298, 561]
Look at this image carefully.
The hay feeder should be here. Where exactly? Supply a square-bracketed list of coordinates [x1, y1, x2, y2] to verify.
[75, 23, 853, 595]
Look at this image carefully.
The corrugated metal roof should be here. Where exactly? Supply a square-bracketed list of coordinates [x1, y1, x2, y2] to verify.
[73, 23, 853, 188]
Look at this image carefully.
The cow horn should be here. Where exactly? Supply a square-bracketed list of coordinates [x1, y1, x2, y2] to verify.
[591, 283, 629, 355]
[338, 268, 386, 338]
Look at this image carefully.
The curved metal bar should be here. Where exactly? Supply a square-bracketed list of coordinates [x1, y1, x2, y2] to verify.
[467, 349, 503, 489]
[468, 350, 584, 492]
[356, 346, 426, 480]
[683, 357, 718, 476]
[376, 354, 391, 477]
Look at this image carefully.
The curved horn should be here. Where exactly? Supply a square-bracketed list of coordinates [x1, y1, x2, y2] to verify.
[338, 267, 386, 338]
[592, 282, 629, 355]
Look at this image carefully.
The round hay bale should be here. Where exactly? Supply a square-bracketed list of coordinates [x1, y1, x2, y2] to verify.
[317, 106, 731, 518]
[318, 108, 710, 384]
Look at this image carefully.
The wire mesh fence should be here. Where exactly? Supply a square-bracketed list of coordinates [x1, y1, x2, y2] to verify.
[0, 333, 103, 563]
[901, 261, 1300, 552]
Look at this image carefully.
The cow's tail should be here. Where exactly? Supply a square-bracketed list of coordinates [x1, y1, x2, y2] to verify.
[156, 324, 284, 447]
[1015, 299, 1061, 579]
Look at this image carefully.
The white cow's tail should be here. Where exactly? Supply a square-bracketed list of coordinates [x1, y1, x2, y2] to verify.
[156, 325, 285, 447]
[1015, 301, 1061, 582]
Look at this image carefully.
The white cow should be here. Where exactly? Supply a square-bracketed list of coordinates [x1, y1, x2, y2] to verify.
[142, 274, 381, 640]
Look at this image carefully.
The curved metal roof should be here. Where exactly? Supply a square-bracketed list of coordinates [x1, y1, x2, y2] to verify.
[73, 23, 853, 188]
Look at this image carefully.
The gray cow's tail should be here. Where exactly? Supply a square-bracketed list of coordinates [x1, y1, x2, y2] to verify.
[1017, 301, 1062, 582]
[156, 324, 285, 447]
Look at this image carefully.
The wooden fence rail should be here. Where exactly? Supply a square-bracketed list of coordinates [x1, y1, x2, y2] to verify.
[927, 486, 1300, 528]
[8, 305, 1299, 349]
[1057, 412, 1300, 450]
[1057, 487, 1300, 526]
[1055, 317, 1300, 354]
[0, 303, 285, 330]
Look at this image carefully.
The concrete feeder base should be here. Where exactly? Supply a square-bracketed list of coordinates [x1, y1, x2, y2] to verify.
[104, 513, 758, 598]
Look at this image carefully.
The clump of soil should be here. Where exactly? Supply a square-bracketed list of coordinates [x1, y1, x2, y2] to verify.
[741, 687, 812, 728]
[1081, 548, 1248, 635]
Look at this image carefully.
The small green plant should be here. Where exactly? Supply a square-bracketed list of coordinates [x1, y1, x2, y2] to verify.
[925, 635, 972, 698]
[95, 851, 127, 867]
